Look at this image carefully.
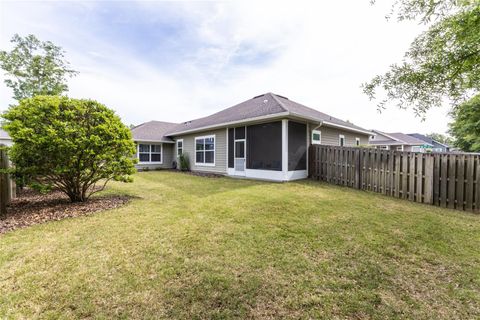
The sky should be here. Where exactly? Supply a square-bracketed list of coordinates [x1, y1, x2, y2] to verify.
[0, 0, 452, 134]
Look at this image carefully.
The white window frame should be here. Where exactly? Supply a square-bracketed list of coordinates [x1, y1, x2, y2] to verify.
[312, 130, 321, 145]
[138, 143, 163, 164]
[339, 134, 345, 147]
[195, 134, 216, 166]
[355, 137, 360, 146]
[176, 139, 184, 157]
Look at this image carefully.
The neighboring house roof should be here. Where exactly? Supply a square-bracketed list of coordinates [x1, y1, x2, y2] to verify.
[130, 121, 178, 143]
[0, 129, 11, 140]
[408, 133, 450, 149]
[371, 130, 433, 146]
[166, 93, 371, 136]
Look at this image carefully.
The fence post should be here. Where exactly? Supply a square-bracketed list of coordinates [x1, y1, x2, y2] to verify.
[0, 146, 8, 217]
[424, 154, 434, 204]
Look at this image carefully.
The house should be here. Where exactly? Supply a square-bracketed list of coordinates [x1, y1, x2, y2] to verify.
[0, 129, 12, 146]
[369, 130, 433, 152]
[407, 133, 450, 153]
[131, 93, 372, 181]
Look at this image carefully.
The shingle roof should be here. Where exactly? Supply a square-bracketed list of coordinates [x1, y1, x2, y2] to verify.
[372, 130, 433, 146]
[131, 121, 178, 143]
[408, 133, 449, 148]
[0, 129, 11, 140]
[166, 93, 370, 135]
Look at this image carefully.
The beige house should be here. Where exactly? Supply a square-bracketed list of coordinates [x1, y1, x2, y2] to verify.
[131, 93, 372, 181]
[369, 130, 433, 152]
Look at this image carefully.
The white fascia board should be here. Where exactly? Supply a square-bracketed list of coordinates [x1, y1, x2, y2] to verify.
[321, 121, 373, 136]
[134, 139, 175, 144]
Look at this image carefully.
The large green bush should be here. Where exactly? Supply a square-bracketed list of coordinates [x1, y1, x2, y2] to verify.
[2, 96, 136, 202]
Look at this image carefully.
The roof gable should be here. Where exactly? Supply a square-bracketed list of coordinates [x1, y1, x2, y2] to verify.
[131, 121, 178, 143]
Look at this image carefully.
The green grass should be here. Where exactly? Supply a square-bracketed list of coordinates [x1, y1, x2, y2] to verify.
[1, 171, 479, 319]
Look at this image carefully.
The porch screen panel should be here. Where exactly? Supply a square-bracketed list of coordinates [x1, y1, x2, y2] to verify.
[246, 121, 282, 171]
[288, 121, 307, 171]
[228, 128, 234, 168]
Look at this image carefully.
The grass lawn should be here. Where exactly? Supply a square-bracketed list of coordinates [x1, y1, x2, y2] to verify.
[1, 171, 479, 319]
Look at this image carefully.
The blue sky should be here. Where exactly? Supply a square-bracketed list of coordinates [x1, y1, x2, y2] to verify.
[0, 0, 451, 134]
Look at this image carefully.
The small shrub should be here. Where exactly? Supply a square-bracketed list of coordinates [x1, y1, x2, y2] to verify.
[178, 153, 190, 171]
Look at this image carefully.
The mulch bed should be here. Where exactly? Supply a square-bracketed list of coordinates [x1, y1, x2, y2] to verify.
[165, 169, 224, 178]
[0, 189, 131, 234]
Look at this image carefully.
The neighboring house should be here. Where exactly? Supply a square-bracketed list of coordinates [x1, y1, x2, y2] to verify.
[131, 93, 372, 181]
[369, 130, 433, 152]
[0, 129, 12, 146]
[408, 133, 450, 153]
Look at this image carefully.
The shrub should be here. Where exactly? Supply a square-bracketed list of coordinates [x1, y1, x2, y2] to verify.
[2, 96, 137, 202]
[178, 153, 190, 171]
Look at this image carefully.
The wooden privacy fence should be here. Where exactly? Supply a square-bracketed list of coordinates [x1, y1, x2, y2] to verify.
[309, 145, 480, 213]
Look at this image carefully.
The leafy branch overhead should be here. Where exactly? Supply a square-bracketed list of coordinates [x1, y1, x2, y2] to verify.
[364, 1, 480, 116]
[0, 34, 78, 101]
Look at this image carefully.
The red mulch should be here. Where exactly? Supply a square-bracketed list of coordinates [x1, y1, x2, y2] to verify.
[0, 189, 131, 234]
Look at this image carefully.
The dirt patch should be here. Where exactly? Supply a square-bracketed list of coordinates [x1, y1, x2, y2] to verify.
[1, 189, 131, 234]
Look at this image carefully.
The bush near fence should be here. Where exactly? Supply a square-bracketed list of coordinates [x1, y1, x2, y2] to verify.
[309, 145, 480, 213]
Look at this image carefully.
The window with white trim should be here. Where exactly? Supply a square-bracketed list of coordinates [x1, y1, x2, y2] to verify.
[339, 135, 345, 147]
[355, 137, 360, 146]
[312, 130, 321, 145]
[176, 139, 183, 157]
[138, 144, 162, 163]
[195, 135, 215, 165]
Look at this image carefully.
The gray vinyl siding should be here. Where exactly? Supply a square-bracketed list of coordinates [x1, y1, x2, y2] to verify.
[135, 143, 175, 170]
[310, 125, 369, 146]
[173, 128, 227, 174]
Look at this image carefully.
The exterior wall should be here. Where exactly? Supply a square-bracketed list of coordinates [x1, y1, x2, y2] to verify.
[310, 125, 370, 146]
[369, 132, 392, 143]
[134, 142, 175, 170]
[173, 128, 227, 174]
[0, 139, 13, 147]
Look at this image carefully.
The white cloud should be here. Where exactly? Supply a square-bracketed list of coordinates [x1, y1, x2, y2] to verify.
[0, 0, 452, 134]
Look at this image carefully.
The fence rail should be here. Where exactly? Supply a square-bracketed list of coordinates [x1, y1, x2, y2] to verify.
[309, 145, 480, 213]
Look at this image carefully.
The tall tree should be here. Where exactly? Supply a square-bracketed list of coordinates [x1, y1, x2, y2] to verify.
[426, 132, 454, 145]
[363, 1, 480, 116]
[449, 94, 480, 152]
[0, 34, 78, 101]
[2, 96, 136, 202]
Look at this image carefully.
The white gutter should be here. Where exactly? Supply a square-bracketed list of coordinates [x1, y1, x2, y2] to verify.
[321, 120, 373, 136]
[133, 139, 175, 144]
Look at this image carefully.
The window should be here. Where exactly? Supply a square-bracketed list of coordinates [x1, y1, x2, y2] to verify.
[339, 135, 345, 147]
[355, 137, 360, 146]
[138, 144, 162, 163]
[176, 139, 183, 157]
[195, 135, 215, 166]
[312, 130, 321, 145]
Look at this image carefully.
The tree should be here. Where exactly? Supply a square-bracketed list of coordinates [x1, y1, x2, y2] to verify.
[449, 94, 480, 152]
[363, 1, 480, 116]
[2, 96, 136, 202]
[0, 34, 78, 101]
[426, 132, 454, 145]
